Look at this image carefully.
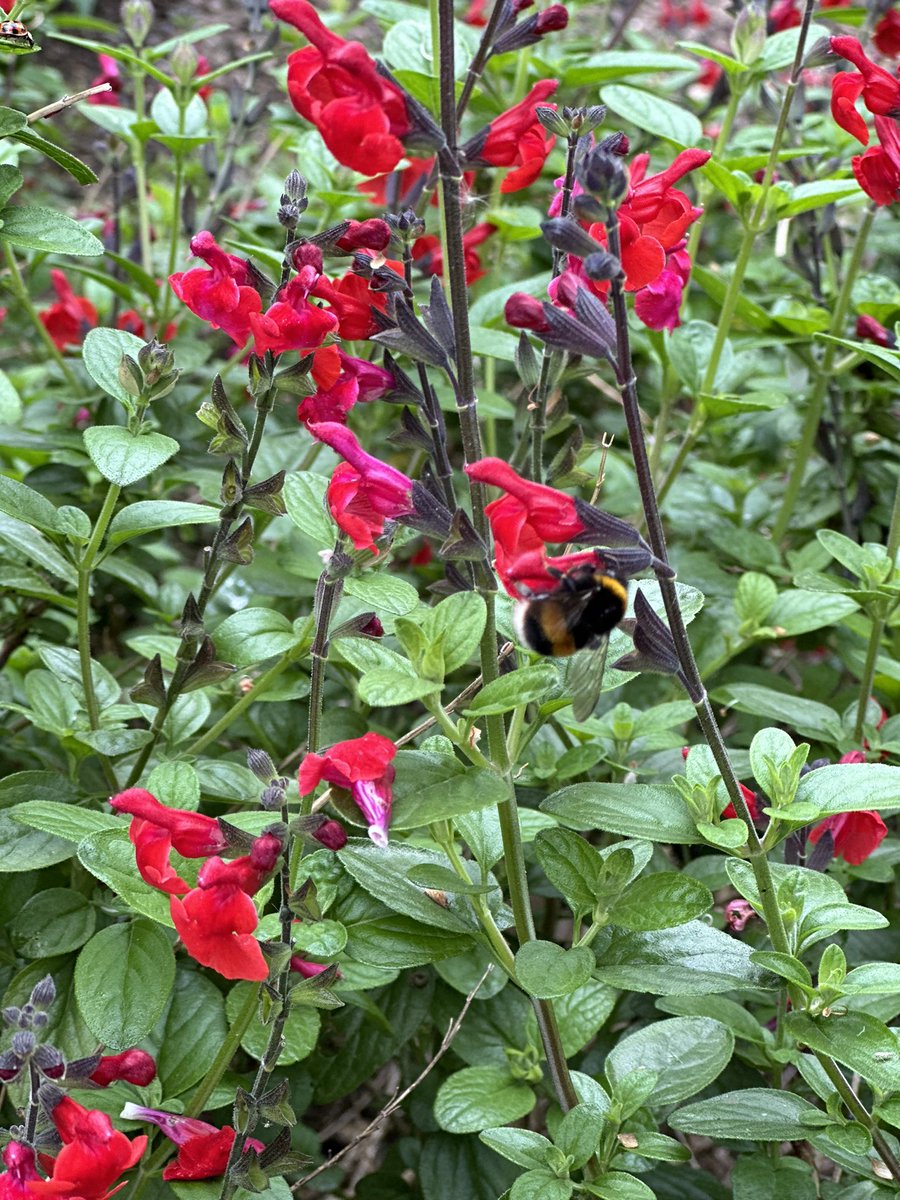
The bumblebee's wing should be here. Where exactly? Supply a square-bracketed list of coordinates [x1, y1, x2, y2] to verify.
[567, 635, 611, 722]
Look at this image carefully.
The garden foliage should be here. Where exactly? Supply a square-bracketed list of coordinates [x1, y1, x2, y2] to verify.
[0, 0, 899, 1196]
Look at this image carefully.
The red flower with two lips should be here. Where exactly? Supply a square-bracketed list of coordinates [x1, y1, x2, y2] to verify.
[0, 1143, 41, 1199]
[269, 0, 412, 175]
[119, 1105, 263, 1182]
[472, 79, 559, 193]
[109, 788, 229, 896]
[29, 1096, 147, 1200]
[309, 421, 415, 551]
[299, 732, 397, 847]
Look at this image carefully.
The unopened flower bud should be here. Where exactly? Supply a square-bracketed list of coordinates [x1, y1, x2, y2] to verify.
[138, 338, 176, 386]
[597, 130, 629, 156]
[34, 1045, 65, 1078]
[731, 0, 766, 66]
[504, 292, 550, 332]
[122, 0, 154, 47]
[313, 819, 348, 851]
[2, 1006, 21, 1027]
[336, 219, 391, 253]
[12, 1031, 35, 1058]
[292, 243, 323, 275]
[536, 5, 568, 33]
[578, 148, 628, 204]
[536, 106, 570, 137]
[170, 40, 199, 85]
[260, 783, 285, 811]
[30, 976, 56, 1010]
[572, 192, 607, 225]
[282, 170, 308, 203]
[583, 250, 623, 281]
[248, 748, 277, 782]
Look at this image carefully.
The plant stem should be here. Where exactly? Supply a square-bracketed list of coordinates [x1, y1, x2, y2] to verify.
[126, 982, 261, 1199]
[77, 483, 122, 791]
[125, 381, 278, 786]
[853, 474, 900, 743]
[2, 244, 81, 390]
[657, 0, 816, 506]
[305, 555, 345, 772]
[771, 206, 877, 542]
[130, 69, 153, 276]
[604, 203, 899, 1179]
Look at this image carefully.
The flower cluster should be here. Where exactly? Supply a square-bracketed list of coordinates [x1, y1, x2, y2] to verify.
[830, 36, 900, 206]
[109, 788, 283, 980]
[120, 1104, 263, 1182]
[299, 731, 398, 847]
[463, 79, 560, 193]
[507, 145, 709, 334]
[465, 457, 600, 595]
[38, 270, 175, 351]
[26, 1094, 147, 1200]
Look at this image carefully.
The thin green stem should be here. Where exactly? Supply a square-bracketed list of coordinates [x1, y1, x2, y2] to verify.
[130, 68, 153, 275]
[814, 1054, 900, 1180]
[78, 483, 122, 791]
[305, 558, 344, 774]
[658, 1, 815, 505]
[441, 831, 517, 976]
[126, 983, 261, 1199]
[771, 206, 877, 541]
[853, 475, 900, 743]
[684, 82, 744, 266]
[185, 649, 305, 759]
[2, 244, 81, 390]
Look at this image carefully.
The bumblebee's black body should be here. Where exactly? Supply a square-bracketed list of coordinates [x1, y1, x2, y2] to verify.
[513, 565, 628, 721]
[513, 565, 628, 657]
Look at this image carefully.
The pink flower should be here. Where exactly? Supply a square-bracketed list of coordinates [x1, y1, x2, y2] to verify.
[169, 231, 261, 345]
[724, 899, 756, 932]
[299, 732, 397, 847]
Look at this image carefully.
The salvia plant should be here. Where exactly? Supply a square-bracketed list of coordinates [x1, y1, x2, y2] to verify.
[0, 0, 899, 1195]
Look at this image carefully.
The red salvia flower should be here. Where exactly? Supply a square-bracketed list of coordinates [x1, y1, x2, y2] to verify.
[465, 458, 584, 542]
[29, 1096, 146, 1200]
[169, 834, 281, 982]
[119, 1105, 263, 1182]
[852, 115, 900, 205]
[856, 313, 897, 347]
[299, 732, 397, 847]
[310, 421, 415, 551]
[831, 71, 870, 144]
[335, 219, 392, 254]
[768, 0, 800, 31]
[721, 782, 760, 822]
[169, 231, 261, 345]
[109, 788, 228, 896]
[478, 79, 559, 192]
[875, 9, 900, 57]
[269, 0, 412, 175]
[0, 1143, 40, 1200]
[312, 269, 390, 341]
[247, 275, 339, 358]
[830, 36, 900, 117]
[39, 270, 98, 350]
[297, 352, 392, 427]
[809, 810, 888, 865]
[90, 1051, 157, 1089]
[504, 292, 551, 332]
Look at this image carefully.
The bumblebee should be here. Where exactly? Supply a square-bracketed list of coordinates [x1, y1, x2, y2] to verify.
[513, 563, 628, 721]
[0, 19, 34, 46]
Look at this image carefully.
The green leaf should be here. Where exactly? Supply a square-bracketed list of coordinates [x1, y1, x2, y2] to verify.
[424, 591, 488, 675]
[780, 179, 864, 217]
[146, 761, 200, 811]
[734, 572, 776, 626]
[584, 1172, 656, 1199]
[0, 107, 27, 136]
[555, 1103, 605, 1168]
[435, 1065, 536, 1134]
[732, 1156, 818, 1200]
[511, 1172, 573, 1200]
[815, 333, 900, 382]
[749, 951, 812, 991]
[78, 829, 174, 926]
[554, 980, 618, 1057]
[711, 683, 843, 743]
[466, 663, 558, 715]
[479, 1127, 552, 1170]
[291, 918, 347, 956]
[0, 368, 22, 423]
[392, 755, 508, 829]
[843, 962, 900, 995]
[343, 914, 473, 968]
[0, 204, 104, 254]
[75, 920, 175, 1046]
[9, 801, 118, 840]
[212, 608, 297, 667]
[153, 968, 227, 1096]
[768, 589, 859, 636]
[606, 1017, 733, 1106]
[107, 500, 213, 546]
[668, 320, 735, 394]
[609, 873, 712, 931]
[9, 128, 97, 184]
[419, 1132, 518, 1200]
[677, 41, 747, 75]
[0, 474, 61, 533]
[669, 1089, 824, 1140]
[282, 471, 333, 546]
[541, 783, 697, 844]
[0, 810, 73, 871]
[357, 669, 439, 706]
[10, 889, 96, 958]
[565, 49, 697, 86]
[794, 763, 900, 816]
[599, 85, 702, 147]
[226, 982, 320, 1064]
[785, 1011, 900, 1093]
[83, 426, 180, 486]
[339, 842, 478, 932]
[760, 23, 830, 71]
[594, 921, 771, 994]
[515, 941, 595, 999]
[534, 827, 602, 911]
[344, 573, 420, 617]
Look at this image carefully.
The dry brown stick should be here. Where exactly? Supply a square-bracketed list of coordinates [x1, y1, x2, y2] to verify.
[27, 84, 112, 122]
[289, 966, 492, 1194]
